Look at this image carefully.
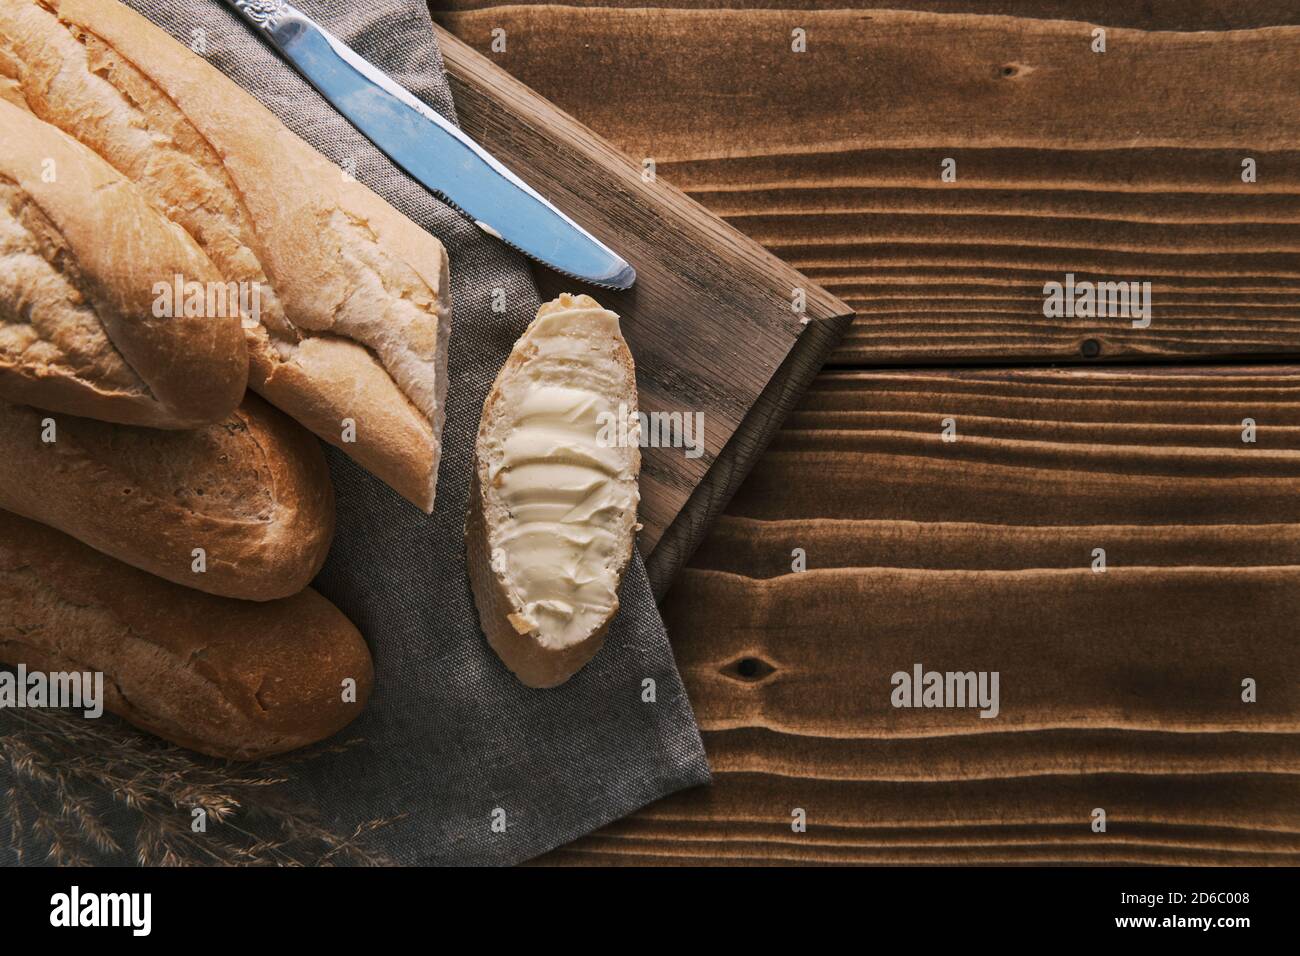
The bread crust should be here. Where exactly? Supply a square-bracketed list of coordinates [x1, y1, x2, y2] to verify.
[0, 510, 372, 760]
[0, 99, 248, 428]
[0, 0, 451, 511]
[0, 394, 335, 601]
[467, 294, 640, 688]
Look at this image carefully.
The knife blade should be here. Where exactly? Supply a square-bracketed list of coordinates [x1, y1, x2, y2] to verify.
[221, 0, 635, 289]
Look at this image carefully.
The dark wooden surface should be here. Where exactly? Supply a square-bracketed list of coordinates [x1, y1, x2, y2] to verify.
[437, 2, 1300, 368]
[431, 1, 1300, 864]
[434, 26, 851, 574]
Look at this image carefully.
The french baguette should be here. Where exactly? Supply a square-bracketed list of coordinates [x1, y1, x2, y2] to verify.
[0, 0, 452, 511]
[0, 394, 334, 602]
[0, 510, 372, 760]
[0, 98, 248, 428]
[467, 294, 641, 688]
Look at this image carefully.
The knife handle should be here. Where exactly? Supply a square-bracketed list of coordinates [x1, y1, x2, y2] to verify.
[223, 0, 292, 34]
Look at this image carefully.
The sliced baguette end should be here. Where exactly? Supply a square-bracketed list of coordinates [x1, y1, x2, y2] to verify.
[468, 293, 640, 688]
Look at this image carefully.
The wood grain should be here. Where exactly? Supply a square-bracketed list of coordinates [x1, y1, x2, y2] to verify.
[434, 25, 852, 562]
[430, 3, 1300, 865]
[437, 1, 1300, 32]
[433, 4, 1300, 366]
[539, 365, 1300, 863]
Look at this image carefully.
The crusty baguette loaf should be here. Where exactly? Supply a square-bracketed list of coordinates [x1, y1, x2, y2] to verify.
[0, 510, 372, 760]
[467, 294, 641, 688]
[0, 393, 334, 601]
[0, 0, 451, 511]
[0, 98, 248, 428]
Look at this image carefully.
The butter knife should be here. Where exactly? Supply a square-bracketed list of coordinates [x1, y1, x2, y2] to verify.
[221, 0, 635, 289]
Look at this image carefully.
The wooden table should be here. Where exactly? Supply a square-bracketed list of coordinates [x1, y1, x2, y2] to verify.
[432, 1, 1300, 864]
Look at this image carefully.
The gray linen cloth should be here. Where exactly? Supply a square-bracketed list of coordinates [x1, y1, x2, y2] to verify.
[16, 0, 709, 865]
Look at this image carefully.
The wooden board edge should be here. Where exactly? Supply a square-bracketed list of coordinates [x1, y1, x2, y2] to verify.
[645, 309, 855, 599]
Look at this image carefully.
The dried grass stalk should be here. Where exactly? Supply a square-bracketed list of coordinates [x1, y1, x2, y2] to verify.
[0, 707, 401, 866]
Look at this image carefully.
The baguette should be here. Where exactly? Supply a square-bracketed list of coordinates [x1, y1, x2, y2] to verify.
[0, 0, 452, 511]
[467, 294, 641, 688]
[0, 98, 247, 428]
[0, 393, 334, 601]
[0, 510, 372, 760]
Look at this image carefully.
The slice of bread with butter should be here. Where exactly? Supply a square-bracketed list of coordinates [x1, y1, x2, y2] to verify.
[467, 293, 641, 688]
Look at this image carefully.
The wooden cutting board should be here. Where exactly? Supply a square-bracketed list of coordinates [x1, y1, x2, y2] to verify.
[434, 26, 854, 596]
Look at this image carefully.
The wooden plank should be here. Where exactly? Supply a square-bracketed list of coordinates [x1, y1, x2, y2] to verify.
[435, 2, 1300, 32]
[433, 26, 853, 577]
[433, 5, 1300, 365]
[538, 772, 1300, 864]
[535, 364, 1300, 863]
[686, 366, 1300, 732]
